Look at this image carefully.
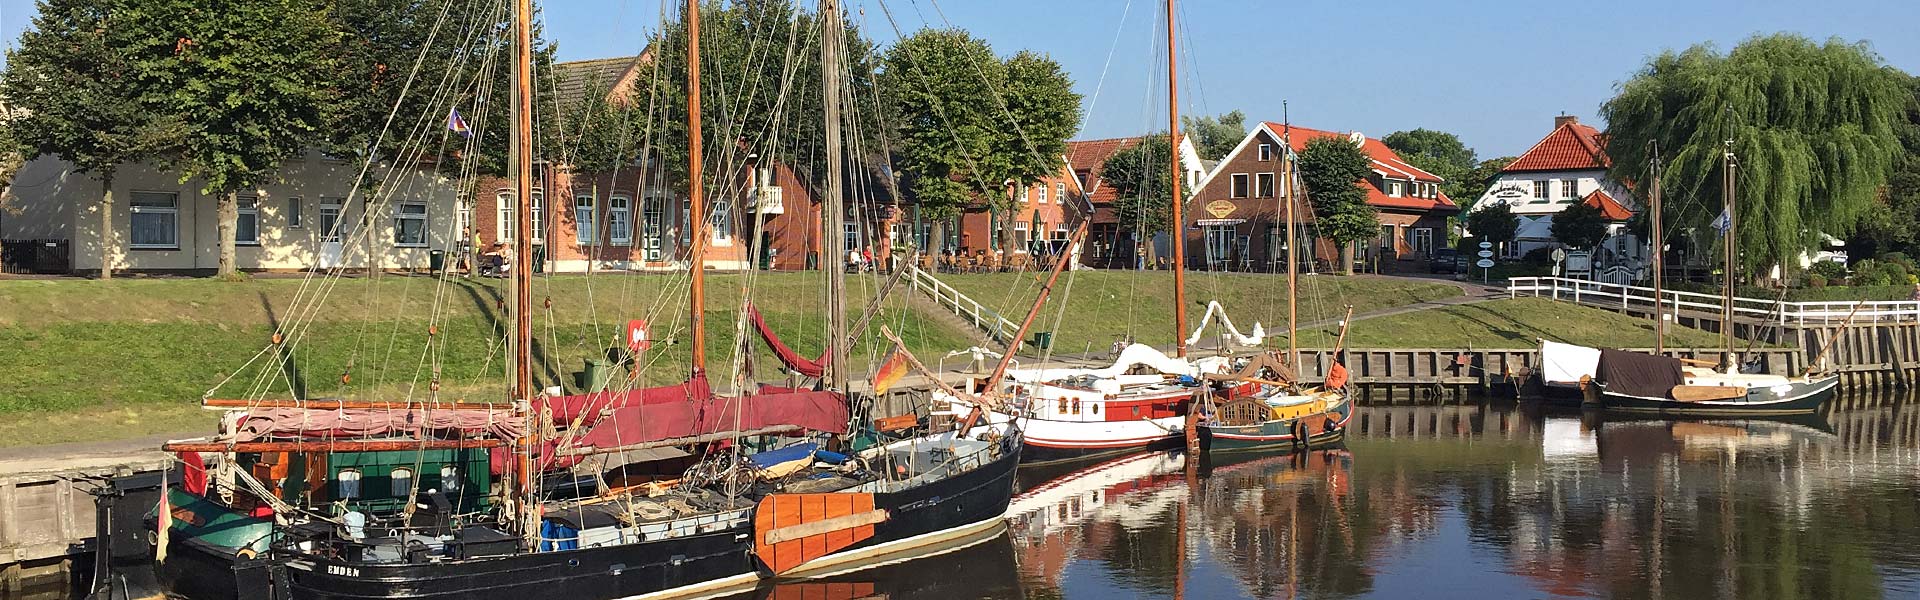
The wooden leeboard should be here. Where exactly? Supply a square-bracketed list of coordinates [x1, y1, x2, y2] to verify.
[1671, 385, 1747, 402]
[768, 582, 878, 600]
[755, 493, 882, 575]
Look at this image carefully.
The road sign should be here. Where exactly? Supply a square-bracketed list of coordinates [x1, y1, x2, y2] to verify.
[1551, 248, 1567, 262]
[1476, 259, 1496, 269]
[1477, 250, 1494, 258]
[1478, 241, 1493, 249]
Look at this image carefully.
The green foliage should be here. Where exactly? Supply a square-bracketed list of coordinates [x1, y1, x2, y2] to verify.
[1850, 258, 1909, 287]
[999, 51, 1083, 194]
[1852, 74, 1920, 256]
[1549, 200, 1609, 249]
[1600, 34, 1908, 275]
[1466, 202, 1518, 247]
[1297, 137, 1378, 256]
[1182, 110, 1246, 161]
[1460, 156, 1516, 210]
[0, 0, 181, 179]
[1382, 128, 1476, 200]
[1808, 260, 1848, 281]
[1806, 274, 1827, 289]
[1102, 135, 1172, 235]
[880, 28, 1005, 220]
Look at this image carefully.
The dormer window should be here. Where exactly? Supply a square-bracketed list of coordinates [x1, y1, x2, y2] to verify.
[1387, 181, 1403, 197]
[1257, 144, 1273, 162]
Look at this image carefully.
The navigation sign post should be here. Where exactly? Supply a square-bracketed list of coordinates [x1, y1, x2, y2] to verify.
[1478, 241, 1495, 284]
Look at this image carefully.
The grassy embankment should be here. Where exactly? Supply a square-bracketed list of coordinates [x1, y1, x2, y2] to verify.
[1324, 297, 1727, 349]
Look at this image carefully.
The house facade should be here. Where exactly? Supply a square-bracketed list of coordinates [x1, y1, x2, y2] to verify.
[1469, 115, 1643, 270]
[0, 151, 462, 274]
[1185, 122, 1458, 272]
[1065, 136, 1207, 268]
[942, 158, 1086, 261]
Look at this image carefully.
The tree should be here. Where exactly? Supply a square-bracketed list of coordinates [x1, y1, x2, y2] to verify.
[1183, 110, 1245, 161]
[1459, 156, 1516, 210]
[1851, 73, 1920, 258]
[996, 50, 1083, 248]
[1600, 34, 1908, 276]
[1466, 202, 1518, 251]
[1550, 201, 1609, 250]
[1102, 135, 1172, 256]
[1383, 128, 1476, 200]
[121, 0, 343, 278]
[1298, 137, 1376, 274]
[1, 0, 181, 279]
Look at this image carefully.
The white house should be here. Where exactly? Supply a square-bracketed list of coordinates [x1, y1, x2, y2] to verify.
[0, 151, 464, 274]
[1470, 115, 1644, 275]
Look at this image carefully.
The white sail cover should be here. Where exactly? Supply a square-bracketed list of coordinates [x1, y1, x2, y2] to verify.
[1005, 343, 1230, 384]
[1539, 339, 1601, 385]
[1183, 301, 1265, 347]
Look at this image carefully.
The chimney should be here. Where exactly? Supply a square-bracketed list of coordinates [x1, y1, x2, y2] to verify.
[1554, 114, 1579, 131]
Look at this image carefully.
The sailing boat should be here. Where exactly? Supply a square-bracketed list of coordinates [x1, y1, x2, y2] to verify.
[1195, 132, 1354, 453]
[1592, 143, 1839, 415]
[145, 2, 1023, 599]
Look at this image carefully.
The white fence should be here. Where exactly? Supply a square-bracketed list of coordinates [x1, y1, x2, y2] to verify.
[906, 266, 1021, 342]
[1507, 276, 1920, 326]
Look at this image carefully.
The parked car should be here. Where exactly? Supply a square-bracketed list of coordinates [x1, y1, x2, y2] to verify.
[1430, 248, 1461, 274]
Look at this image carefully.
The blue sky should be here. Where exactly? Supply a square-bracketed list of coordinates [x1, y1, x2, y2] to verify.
[5, 0, 1918, 157]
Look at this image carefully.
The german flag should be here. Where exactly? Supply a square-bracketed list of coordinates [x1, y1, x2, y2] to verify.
[873, 344, 909, 395]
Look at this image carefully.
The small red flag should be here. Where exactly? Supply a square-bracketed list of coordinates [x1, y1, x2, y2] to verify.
[1325, 361, 1350, 390]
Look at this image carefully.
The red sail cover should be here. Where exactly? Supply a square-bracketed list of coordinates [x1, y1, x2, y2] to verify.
[747, 304, 828, 378]
[539, 376, 715, 425]
[569, 390, 850, 452]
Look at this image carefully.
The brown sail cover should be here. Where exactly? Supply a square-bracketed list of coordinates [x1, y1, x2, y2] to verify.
[569, 390, 850, 452]
[538, 376, 715, 425]
[1595, 349, 1684, 399]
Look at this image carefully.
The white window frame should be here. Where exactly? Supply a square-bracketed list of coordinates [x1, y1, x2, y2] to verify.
[711, 200, 732, 245]
[1411, 227, 1434, 256]
[530, 191, 544, 244]
[1038, 184, 1049, 205]
[287, 197, 304, 228]
[1258, 144, 1273, 161]
[236, 194, 261, 246]
[1532, 180, 1550, 202]
[842, 221, 860, 252]
[1387, 181, 1403, 198]
[319, 199, 345, 242]
[608, 195, 632, 246]
[1230, 173, 1250, 198]
[394, 201, 429, 247]
[1055, 182, 1066, 204]
[1014, 220, 1031, 254]
[1255, 172, 1275, 198]
[574, 194, 596, 245]
[129, 191, 179, 249]
[642, 199, 666, 260]
[495, 190, 515, 242]
[1561, 179, 1577, 200]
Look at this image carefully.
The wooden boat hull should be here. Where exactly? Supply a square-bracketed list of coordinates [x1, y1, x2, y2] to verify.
[1016, 415, 1186, 465]
[1598, 374, 1839, 416]
[153, 438, 1023, 600]
[1198, 398, 1353, 454]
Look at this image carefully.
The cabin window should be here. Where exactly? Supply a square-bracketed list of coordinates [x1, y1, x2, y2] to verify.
[1090, 403, 1099, 415]
[236, 195, 261, 245]
[337, 468, 362, 499]
[1071, 399, 1082, 415]
[440, 465, 461, 493]
[390, 467, 414, 497]
[130, 191, 180, 249]
[1230, 174, 1250, 198]
[1058, 398, 1069, 414]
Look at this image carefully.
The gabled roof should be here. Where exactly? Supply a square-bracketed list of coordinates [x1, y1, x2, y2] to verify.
[1064, 137, 1142, 206]
[1505, 121, 1609, 173]
[1581, 189, 1633, 221]
[553, 55, 648, 111]
[1204, 122, 1456, 213]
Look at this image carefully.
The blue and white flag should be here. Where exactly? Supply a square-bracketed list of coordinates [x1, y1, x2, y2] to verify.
[1710, 207, 1732, 234]
[447, 108, 473, 138]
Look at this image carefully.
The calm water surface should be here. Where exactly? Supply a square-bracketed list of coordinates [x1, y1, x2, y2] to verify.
[741, 401, 1920, 600]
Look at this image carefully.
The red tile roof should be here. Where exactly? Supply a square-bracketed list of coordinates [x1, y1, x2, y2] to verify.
[1259, 123, 1457, 213]
[1581, 189, 1634, 220]
[1505, 121, 1609, 172]
[1065, 137, 1143, 223]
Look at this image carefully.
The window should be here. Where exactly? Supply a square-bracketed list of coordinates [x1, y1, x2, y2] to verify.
[1532, 180, 1549, 202]
[1379, 224, 1396, 250]
[1255, 173, 1275, 198]
[530, 191, 544, 244]
[843, 221, 860, 252]
[1014, 221, 1030, 253]
[1055, 183, 1066, 205]
[129, 191, 179, 249]
[1038, 184, 1049, 205]
[1411, 227, 1434, 256]
[1230, 173, 1250, 198]
[608, 196, 632, 246]
[574, 195, 595, 245]
[320, 199, 344, 242]
[1387, 181, 1403, 198]
[711, 200, 732, 243]
[495, 190, 515, 241]
[642, 200, 665, 260]
[1204, 224, 1234, 267]
[236, 195, 260, 245]
[390, 467, 413, 497]
[1258, 144, 1273, 161]
[1561, 179, 1577, 200]
[394, 202, 428, 246]
[287, 198, 303, 228]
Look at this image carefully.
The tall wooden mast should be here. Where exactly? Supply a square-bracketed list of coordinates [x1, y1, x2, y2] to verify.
[1650, 149, 1665, 354]
[686, 0, 708, 374]
[1721, 142, 1736, 366]
[1165, 0, 1189, 357]
[820, 0, 849, 391]
[509, 0, 536, 536]
[1283, 127, 1298, 377]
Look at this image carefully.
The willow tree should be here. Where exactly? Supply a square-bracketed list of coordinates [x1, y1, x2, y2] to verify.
[1600, 34, 1908, 275]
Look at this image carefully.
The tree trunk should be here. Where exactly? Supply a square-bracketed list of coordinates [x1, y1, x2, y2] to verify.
[99, 172, 115, 280]
[998, 208, 1017, 259]
[216, 189, 239, 277]
[1340, 241, 1355, 276]
[930, 219, 947, 258]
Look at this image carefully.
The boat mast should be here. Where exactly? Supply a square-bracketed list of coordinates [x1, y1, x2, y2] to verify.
[1165, 0, 1189, 357]
[820, 0, 849, 391]
[1721, 141, 1736, 367]
[510, 0, 535, 526]
[1649, 148, 1664, 354]
[1283, 116, 1298, 379]
[686, 0, 708, 375]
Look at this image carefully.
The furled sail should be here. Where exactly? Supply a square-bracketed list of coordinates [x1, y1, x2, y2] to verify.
[564, 390, 851, 454]
[746, 303, 828, 378]
[232, 407, 525, 442]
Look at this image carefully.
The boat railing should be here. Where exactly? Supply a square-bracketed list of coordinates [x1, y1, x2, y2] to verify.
[1507, 276, 1920, 326]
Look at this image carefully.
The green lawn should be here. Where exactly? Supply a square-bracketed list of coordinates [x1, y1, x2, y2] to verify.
[936, 271, 1464, 355]
[1317, 297, 1727, 349]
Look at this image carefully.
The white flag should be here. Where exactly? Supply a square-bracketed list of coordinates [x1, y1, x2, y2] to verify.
[1710, 208, 1732, 234]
